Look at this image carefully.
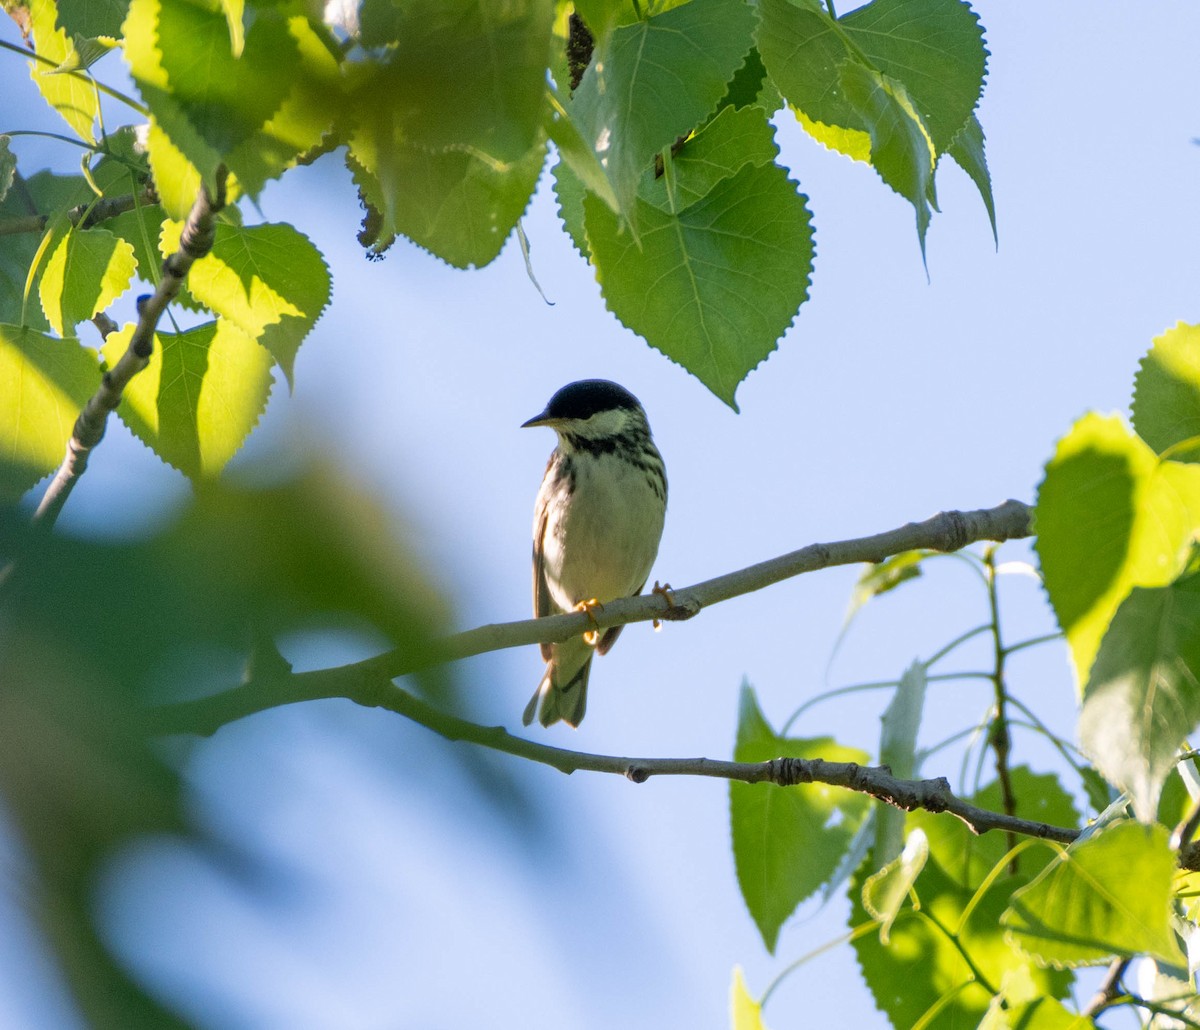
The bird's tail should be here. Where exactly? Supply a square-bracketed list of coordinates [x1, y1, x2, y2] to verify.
[523, 637, 593, 728]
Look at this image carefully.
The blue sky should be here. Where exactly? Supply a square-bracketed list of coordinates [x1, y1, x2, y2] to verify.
[2, 2, 1199, 1027]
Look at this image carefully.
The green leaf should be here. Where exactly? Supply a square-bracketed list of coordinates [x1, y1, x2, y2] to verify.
[757, 0, 986, 155]
[583, 157, 814, 409]
[348, 134, 547, 268]
[1002, 822, 1183, 967]
[978, 968, 1090, 1030]
[45, 34, 116, 73]
[102, 203, 169, 284]
[0, 324, 99, 500]
[38, 227, 136, 335]
[1036, 414, 1200, 688]
[947, 113, 997, 243]
[570, 0, 756, 218]
[552, 156, 590, 259]
[56, 0, 129, 39]
[101, 320, 273, 479]
[222, 13, 343, 197]
[875, 661, 927, 864]
[848, 550, 931, 622]
[161, 221, 330, 386]
[730, 966, 769, 1030]
[861, 827, 928, 943]
[1133, 322, 1200, 455]
[140, 119, 204, 221]
[1078, 575, 1200, 822]
[0, 465, 450, 1023]
[730, 684, 870, 953]
[838, 0, 986, 153]
[28, 0, 101, 142]
[852, 769, 1076, 1030]
[0, 137, 16, 206]
[639, 105, 779, 214]
[357, 0, 553, 163]
[839, 62, 935, 253]
[123, 0, 298, 188]
[545, 85, 622, 218]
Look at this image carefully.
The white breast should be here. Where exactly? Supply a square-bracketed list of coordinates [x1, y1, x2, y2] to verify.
[540, 452, 665, 612]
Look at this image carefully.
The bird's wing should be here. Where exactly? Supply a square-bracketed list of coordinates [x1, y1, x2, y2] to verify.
[532, 471, 554, 661]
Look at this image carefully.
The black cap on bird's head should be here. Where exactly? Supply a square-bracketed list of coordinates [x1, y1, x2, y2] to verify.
[521, 379, 643, 428]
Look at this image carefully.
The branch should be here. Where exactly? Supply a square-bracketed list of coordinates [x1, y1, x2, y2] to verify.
[152, 499, 1034, 731]
[149, 668, 1082, 848]
[32, 169, 227, 528]
[1081, 958, 1130, 1018]
[0, 186, 156, 236]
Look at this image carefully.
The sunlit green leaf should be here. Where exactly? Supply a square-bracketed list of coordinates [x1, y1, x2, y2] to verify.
[27, 0, 100, 142]
[730, 966, 769, 1030]
[102, 203, 168, 284]
[862, 827, 928, 942]
[1078, 574, 1200, 822]
[978, 968, 1089, 1029]
[161, 220, 330, 386]
[1002, 822, 1183, 967]
[101, 320, 273, 479]
[1133, 322, 1200, 455]
[222, 13, 342, 197]
[140, 119, 204, 221]
[848, 550, 932, 623]
[1036, 414, 1200, 688]
[852, 769, 1076, 1030]
[39, 226, 136, 335]
[731, 684, 870, 953]
[123, 0, 299, 192]
[0, 324, 98, 500]
[583, 157, 813, 409]
[570, 0, 756, 217]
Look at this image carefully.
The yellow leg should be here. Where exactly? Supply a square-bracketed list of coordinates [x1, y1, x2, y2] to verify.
[651, 581, 675, 630]
[574, 598, 603, 645]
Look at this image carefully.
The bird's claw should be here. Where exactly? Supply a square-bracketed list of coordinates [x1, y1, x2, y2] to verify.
[651, 581, 676, 630]
[574, 598, 603, 645]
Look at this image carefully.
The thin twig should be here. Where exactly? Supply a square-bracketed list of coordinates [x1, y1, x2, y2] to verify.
[32, 169, 227, 528]
[984, 547, 1018, 868]
[147, 669, 1083, 848]
[151, 500, 1035, 731]
[1082, 958, 1130, 1018]
[0, 186, 156, 236]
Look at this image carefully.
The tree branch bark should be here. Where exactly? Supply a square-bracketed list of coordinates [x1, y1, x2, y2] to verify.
[150, 667, 1084, 849]
[150, 499, 1034, 732]
[33, 169, 227, 528]
[0, 186, 157, 236]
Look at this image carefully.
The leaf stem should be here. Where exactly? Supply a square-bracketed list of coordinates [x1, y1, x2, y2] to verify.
[1002, 631, 1063, 657]
[983, 547, 1018, 867]
[758, 922, 876, 1008]
[925, 624, 990, 667]
[0, 39, 149, 115]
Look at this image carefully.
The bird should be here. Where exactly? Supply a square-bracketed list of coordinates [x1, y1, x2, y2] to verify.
[522, 380, 667, 728]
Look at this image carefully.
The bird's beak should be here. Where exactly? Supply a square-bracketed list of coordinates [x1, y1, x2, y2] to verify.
[521, 409, 557, 429]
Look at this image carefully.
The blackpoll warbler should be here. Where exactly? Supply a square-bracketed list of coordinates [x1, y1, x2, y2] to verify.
[522, 380, 668, 728]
